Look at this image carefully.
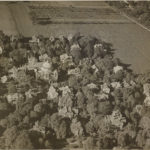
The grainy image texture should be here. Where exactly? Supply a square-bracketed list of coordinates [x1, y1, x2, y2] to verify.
[0, 1, 150, 150]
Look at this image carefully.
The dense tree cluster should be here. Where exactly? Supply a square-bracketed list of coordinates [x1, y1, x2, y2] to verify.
[108, 1, 150, 28]
[0, 31, 150, 149]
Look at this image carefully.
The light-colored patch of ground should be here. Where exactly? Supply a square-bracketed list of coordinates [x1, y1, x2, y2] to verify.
[0, 2, 18, 35]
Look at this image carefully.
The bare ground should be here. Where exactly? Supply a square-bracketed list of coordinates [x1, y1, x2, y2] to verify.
[0, 3, 18, 35]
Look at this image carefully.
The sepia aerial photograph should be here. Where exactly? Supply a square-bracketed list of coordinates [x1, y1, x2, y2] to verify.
[0, 0, 150, 149]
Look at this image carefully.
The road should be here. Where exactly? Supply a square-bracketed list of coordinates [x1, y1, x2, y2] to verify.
[0, 2, 150, 74]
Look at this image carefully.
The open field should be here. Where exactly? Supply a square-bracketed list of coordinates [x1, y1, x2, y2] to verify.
[0, 3, 18, 35]
[0, 2, 150, 73]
